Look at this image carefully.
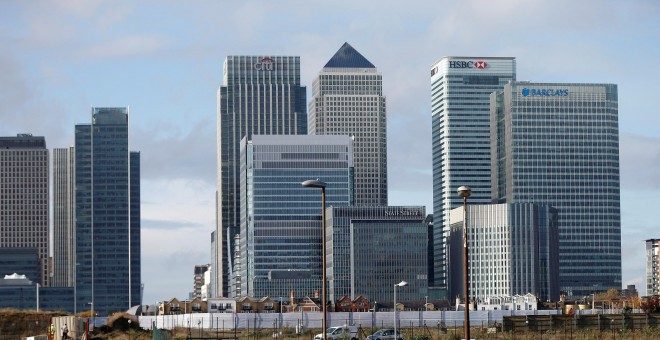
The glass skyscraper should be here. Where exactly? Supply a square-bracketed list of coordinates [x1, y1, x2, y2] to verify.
[237, 134, 353, 299]
[0, 134, 49, 286]
[430, 57, 516, 295]
[75, 107, 141, 314]
[327, 206, 427, 303]
[309, 42, 388, 206]
[491, 82, 621, 296]
[52, 146, 75, 287]
[217, 56, 307, 297]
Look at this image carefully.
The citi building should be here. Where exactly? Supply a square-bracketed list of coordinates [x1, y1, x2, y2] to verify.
[217, 56, 307, 297]
[430, 57, 515, 295]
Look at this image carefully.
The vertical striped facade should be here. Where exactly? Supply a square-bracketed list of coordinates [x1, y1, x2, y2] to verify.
[217, 56, 307, 297]
[492, 82, 621, 296]
[430, 57, 516, 295]
[52, 146, 75, 287]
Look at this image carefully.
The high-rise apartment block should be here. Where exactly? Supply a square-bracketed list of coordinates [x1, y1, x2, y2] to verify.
[430, 57, 516, 294]
[647, 239, 660, 296]
[217, 56, 307, 297]
[75, 107, 141, 314]
[193, 264, 210, 299]
[0, 134, 49, 286]
[309, 42, 388, 206]
[237, 134, 353, 299]
[491, 82, 621, 296]
[52, 146, 75, 287]
[448, 203, 559, 302]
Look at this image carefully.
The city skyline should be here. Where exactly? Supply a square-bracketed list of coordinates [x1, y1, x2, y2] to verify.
[1, 1, 658, 304]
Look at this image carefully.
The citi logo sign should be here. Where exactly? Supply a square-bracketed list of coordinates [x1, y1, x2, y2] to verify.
[521, 88, 569, 97]
[254, 58, 274, 71]
[449, 60, 488, 69]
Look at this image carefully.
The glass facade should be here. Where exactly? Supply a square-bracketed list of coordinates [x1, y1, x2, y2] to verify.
[309, 43, 388, 206]
[0, 134, 49, 286]
[0, 248, 39, 283]
[327, 206, 427, 303]
[217, 56, 307, 297]
[53, 147, 75, 287]
[75, 107, 141, 315]
[492, 82, 621, 296]
[430, 57, 516, 295]
[238, 135, 353, 299]
[448, 203, 559, 302]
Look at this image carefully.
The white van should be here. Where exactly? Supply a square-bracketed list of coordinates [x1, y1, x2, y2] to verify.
[314, 326, 359, 340]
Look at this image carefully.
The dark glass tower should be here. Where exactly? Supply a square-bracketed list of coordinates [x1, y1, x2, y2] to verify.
[75, 107, 141, 315]
[492, 82, 621, 296]
[217, 56, 307, 297]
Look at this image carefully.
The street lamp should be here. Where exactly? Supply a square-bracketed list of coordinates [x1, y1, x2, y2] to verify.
[393, 281, 408, 340]
[457, 185, 472, 340]
[88, 302, 94, 330]
[301, 179, 328, 340]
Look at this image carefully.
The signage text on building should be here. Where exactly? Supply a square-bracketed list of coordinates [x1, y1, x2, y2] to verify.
[521, 88, 569, 97]
[255, 58, 274, 71]
[449, 60, 488, 69]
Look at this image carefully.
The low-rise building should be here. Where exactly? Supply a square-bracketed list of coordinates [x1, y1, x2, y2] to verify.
[476, 294, 538, 311]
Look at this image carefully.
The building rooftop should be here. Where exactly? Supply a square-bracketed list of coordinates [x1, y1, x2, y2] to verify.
[324, 42, 375, 69]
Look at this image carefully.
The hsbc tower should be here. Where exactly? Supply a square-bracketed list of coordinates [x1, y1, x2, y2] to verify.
[430, 57, 516, 297]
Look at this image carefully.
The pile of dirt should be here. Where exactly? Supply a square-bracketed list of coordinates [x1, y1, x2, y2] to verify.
[0, 309, 66, 338]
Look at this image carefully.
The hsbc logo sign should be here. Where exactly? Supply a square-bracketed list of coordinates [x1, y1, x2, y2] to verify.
[449, 60, 488, 69]
[254, 58, 274, 71]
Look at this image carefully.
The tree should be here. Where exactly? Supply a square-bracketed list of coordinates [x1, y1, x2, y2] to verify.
[640, 296, 660, 313]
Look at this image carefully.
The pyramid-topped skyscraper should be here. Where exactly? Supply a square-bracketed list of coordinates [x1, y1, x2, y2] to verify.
[309, 42, 387, 206]
[323, 42, 376, 68]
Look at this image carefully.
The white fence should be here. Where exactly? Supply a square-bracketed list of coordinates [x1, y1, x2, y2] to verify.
[136, 309, 585, 331]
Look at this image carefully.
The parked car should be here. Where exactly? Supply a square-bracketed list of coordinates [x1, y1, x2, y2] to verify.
[314, 326, 359, 340]
[367, 329, 404, 340]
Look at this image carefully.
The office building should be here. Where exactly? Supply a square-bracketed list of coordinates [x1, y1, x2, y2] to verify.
[0, 273, 75, 312]
[0, 248, 39, 285]
[647, 239, 659, 296]
[327, 206, 427, 303]
[491, 82, 621, 296]
[308, 42, 388, 206]
[448, 203, 559, 302]
[430, 57, 516, 294]
[238, 134, 353, 299]
[0, 134, 49, 286]
[75, 107, 141, 314]
[217, 56, 307, 297]
[52, 147, 75, 287]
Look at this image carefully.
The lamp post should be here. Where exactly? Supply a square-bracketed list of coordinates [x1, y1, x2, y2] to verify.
[394, 281, 408, 340]
[88, 302, 94, 330]
[457, 185, 472, 340]
[301, 179, 328, 340]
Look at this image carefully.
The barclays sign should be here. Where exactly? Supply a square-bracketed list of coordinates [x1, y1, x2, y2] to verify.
[521, 88, 569, 97]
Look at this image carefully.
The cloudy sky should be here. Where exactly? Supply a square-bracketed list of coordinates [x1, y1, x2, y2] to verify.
[1, 0, 659, 304]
